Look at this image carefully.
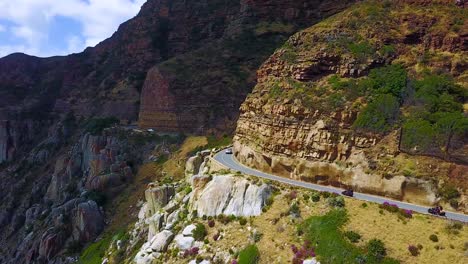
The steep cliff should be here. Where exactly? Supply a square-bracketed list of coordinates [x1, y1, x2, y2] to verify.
[234, 0, 467, 208]
[138, 0, 357, 133]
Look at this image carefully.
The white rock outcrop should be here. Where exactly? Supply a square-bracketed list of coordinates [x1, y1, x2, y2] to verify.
[174, 234, 195, 250]
[149, 230, 174, 252]
[193, 175, 271, 216]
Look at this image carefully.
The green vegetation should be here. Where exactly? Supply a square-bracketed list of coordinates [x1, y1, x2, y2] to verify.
[238, 244, 260, 264]
[302, 209, 399, 264]
[79, 236, 113, 264]
[327, 196, 346, 207]
[366, 239, 387, 262]
[353, 94, 400, 133]
[429, 234, 439, 242]
[193, 223, 207, 241]
[85, 117, 119, 135]
[401, 73, 467, 157]
[344, 231, 362, 243]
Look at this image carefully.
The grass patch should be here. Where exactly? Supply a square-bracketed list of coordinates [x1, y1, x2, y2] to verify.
[302, 209, 399, 264]
[238, 244, 260, 264]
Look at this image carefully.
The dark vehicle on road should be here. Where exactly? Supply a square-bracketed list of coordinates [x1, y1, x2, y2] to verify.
[342, 189, 354, 197]
[428, 206, 446, 216]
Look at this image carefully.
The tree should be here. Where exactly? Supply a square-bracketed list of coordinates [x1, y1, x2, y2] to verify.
[434, 112, 468, 155]
[353, 94, 400, 133]
[402, 119, 435, 152]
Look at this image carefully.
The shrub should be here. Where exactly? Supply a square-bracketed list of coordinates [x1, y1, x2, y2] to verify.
[367, 64, 408, 98]
[361, 203, 368, 208]
[250, 231, 263, 243]
[321, 192, 331, 198]
[239, 217, 248, 226]
[303, 194, 310, 201]
[408, 245, 419, 256]
[353, 94, 400, 133]
[288, 190, 298, 200]
[208, 219, 215, 228]
[238, 244, 260, 264]
[291, 241, 316, 264]
[344, 231, 361, 243]
[366, 239, 387, 261]
[289, 202, 300, 216]
[193, 223, 207, 241]
[265, 196, 274, 206]
[311, 192, 321, 202]
[327, 196, 345, 207]
[429, 234, 438, 242]
[183, 247, 199, 258]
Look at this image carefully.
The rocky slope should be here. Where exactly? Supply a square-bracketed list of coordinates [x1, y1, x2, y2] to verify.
[138, 0, 357, 133]
[234, 0, 467, 209]
[0, 1, 357, 263]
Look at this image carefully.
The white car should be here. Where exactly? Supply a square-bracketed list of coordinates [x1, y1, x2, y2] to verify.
[225, 148, 233, 154]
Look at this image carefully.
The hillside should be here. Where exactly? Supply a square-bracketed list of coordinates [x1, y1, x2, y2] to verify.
[0, 1, 357, 263]
[234, 0, 467, 211]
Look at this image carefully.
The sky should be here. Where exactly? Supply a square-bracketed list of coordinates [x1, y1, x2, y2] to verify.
[0, 0, 146, 58]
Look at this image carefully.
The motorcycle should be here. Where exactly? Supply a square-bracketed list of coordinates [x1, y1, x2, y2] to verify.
[341, 189, 354, 197]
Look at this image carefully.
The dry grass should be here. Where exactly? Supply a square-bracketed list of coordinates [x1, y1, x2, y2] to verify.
[345, 199, 468, 264]
[163, 136, 208, 178]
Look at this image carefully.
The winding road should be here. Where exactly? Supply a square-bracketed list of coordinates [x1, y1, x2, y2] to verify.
[214, 150, 468, 223]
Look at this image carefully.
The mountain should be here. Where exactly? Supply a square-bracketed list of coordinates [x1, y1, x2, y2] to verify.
[234, 0, 467, 208]
[0, 0, 357, 263]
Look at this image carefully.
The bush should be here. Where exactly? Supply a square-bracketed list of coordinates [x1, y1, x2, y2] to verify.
[193, 223, 207, 241]
[311, 192, 321, 202]
[344, 231, 361, 243]
[291, 241, 316, 264]
[327, 196, 345, 207]
[208, 219, 215, 228]
[408, 245, 419, 256]
[238, 244, 260, 264]
[289, 202, 300, 216]
[367, 64, 408, 98]
[429, 234, 438, 242]
[366, 239, 387, 262]
[353, 94, 400, 133]
[239, 217, 248, 226]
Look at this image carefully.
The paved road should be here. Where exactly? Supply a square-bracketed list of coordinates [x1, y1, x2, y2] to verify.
[214, 150, 468, 223]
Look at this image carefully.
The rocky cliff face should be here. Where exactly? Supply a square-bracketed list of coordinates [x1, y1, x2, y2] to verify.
[0, 127, 159, 264]
[138, 0, 357, 133]
[234, 0, 467, 206]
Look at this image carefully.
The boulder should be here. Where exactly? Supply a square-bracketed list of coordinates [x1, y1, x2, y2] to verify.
[173, 234, 195, 250]
[149, 230, 174, 252]
[164, 209, 180, 230]
[72, 200, 104, 243]
[185, 154, 203, 177]
[303, 258, 321, 264]
[182, 224, 197, 236]
[38, 229, 65, 261]
[145, 185, 175, 216]
[146, 213, 164, 241]
[193, 175, 271, 216]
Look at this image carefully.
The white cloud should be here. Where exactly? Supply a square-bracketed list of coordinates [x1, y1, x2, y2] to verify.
[0, 0, 146, 57]
[0, 24, 5, 32]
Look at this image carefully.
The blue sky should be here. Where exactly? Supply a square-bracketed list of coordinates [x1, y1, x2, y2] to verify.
[0, 0, 146, 58]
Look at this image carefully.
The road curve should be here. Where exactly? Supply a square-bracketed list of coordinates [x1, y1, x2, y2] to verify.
[214, 150, 468, 223]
